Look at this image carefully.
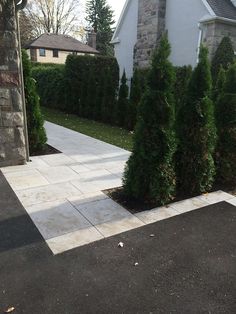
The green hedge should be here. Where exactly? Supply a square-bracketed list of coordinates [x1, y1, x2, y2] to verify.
[32, 64, 65, 110]
[64, 55, 119, 123]
[32, 55, 119, 125]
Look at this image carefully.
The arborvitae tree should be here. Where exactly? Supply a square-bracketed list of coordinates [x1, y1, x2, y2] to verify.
[117, 70, 129, 127]
[94, 70, 105, 121]
[101, 70, 116, 123]
[86, 0, 115, 56]
[213, 65, 226, 102]
[211, 36, 235, 83]
[123, 35, 176, 205]
[174, 66, 192, 118]
[177, 46, 217, 195]
[215, 63, 236, 184]
[126, 69, 142, 130]
[22, 50, 47, 154]
[85, 69, 97, 119]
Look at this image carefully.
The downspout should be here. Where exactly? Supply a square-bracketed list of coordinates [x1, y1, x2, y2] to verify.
[197, 23, 203, 64]
[16, 0, 30, 162]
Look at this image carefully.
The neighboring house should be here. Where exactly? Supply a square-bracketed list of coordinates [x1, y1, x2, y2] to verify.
[112, 0, 236, 80]
[25, 33, 99, 64]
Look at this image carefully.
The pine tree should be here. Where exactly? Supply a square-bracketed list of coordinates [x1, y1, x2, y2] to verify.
[126, 69, 142, 130]
[213, 65, 226, 101]
[123, 35, 176, 205]
[22, 50, 47, 154]
[86, 0, 115, 56]
[177, 46, 217, 195]
[211, 36, 235, 83]
[215, 63, 236, 184]
[117, 71, 129, 127]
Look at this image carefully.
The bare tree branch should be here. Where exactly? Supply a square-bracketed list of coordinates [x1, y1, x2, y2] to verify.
[25, 0, 81, 36]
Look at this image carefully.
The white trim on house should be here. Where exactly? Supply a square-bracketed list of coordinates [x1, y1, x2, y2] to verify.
[111, 0, 132, 43]
[196, 24, 203, 64]
[201, 0, 216, 16]
[200, 15, 236, 25]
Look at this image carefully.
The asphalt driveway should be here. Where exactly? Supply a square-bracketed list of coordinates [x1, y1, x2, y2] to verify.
[0, 171, 236, 314]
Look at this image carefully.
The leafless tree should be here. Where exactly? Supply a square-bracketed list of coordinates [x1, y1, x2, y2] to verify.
[25, 0, 81, 36]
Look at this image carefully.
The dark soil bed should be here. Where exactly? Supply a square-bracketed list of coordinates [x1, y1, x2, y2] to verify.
[104, 181, 236, 214]
[30, 144, 61, 157]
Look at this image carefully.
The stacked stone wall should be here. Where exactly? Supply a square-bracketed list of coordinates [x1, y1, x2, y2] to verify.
[134, 0, 167, 69]
[202, 20, 236, 60]
[0, 0, 26, 167]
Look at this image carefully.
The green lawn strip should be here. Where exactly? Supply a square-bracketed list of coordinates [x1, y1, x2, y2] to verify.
[42, 107, 133, 151]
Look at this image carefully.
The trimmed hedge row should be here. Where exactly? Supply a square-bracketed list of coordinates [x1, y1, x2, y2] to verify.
[32, 55, 119, 125]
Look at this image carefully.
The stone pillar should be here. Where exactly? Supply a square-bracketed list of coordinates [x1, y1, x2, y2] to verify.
[0, 0, 27, 167]
[134, 0, 167, 69]
[202, 20, 236, 60]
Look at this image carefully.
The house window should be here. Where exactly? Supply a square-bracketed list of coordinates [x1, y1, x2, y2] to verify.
[39, 48, 46, 57]
[53, 49, 59, 58]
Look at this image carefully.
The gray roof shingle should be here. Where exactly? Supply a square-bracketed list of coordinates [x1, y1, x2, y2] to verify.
[206, 0, 236, 20]
[26, 33, 99, 54]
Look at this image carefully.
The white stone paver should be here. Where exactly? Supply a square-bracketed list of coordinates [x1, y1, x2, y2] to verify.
[227, 197, 236, 206]
[16, 182, 82, 207]
[95, 216, 145, 238]
[135, 206, 180, 224]
[4, 169, 49, 191]
[72, 198, 132, 225]
[169, 197, 209, 214]
[197, 191, 233, 204]
[26, 199, 92, 240]
[1, 121, 235, 255]
[46, 227, 104, 255]
[39, 166, 79, 184]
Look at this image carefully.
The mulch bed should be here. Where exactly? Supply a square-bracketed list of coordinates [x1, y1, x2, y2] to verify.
[30, 144, 61, 157]
[105, 181, 236, 214]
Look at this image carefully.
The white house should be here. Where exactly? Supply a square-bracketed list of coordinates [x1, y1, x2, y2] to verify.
[112, 0, 236, 80]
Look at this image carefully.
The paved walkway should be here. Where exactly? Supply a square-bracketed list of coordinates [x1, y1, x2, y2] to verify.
[1, 122, 236, 254]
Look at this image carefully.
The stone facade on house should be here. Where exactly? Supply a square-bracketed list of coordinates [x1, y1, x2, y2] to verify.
[134, 0, 167, 69]
[202, 20, 236, 59]
[0, 0, 27, 167]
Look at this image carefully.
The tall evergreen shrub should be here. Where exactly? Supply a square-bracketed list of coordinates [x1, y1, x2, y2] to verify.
[117, 70, 129, 127]
[101, 70, 116, 123]
[215, 64, 236, 184]
[177, 46, 216, 195]
[22, 50, 47, 154]
[211, 36, 235, 83]
[123, 35, 176, 204]
[126, 69, 142, 130]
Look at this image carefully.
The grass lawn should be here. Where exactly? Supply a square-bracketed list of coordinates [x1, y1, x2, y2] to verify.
[42, 107, 133, 151]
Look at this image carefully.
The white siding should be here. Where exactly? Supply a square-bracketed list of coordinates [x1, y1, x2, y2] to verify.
[113, 0, 139, 80]
[166, 0, 209, 67]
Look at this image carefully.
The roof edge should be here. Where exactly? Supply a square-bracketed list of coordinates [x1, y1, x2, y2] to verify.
[200, 15, 236, 25]
[201, 0, 216, 16]
[111, 0, 131, 41]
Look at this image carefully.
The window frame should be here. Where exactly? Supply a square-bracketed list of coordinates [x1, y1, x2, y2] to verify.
[39, 48, 46, 57]
[53, 49, 59, 58]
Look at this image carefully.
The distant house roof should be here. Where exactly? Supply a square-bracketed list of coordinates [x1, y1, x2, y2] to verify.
[206, 0, 236, 20]
[26, 33, 99, 54]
